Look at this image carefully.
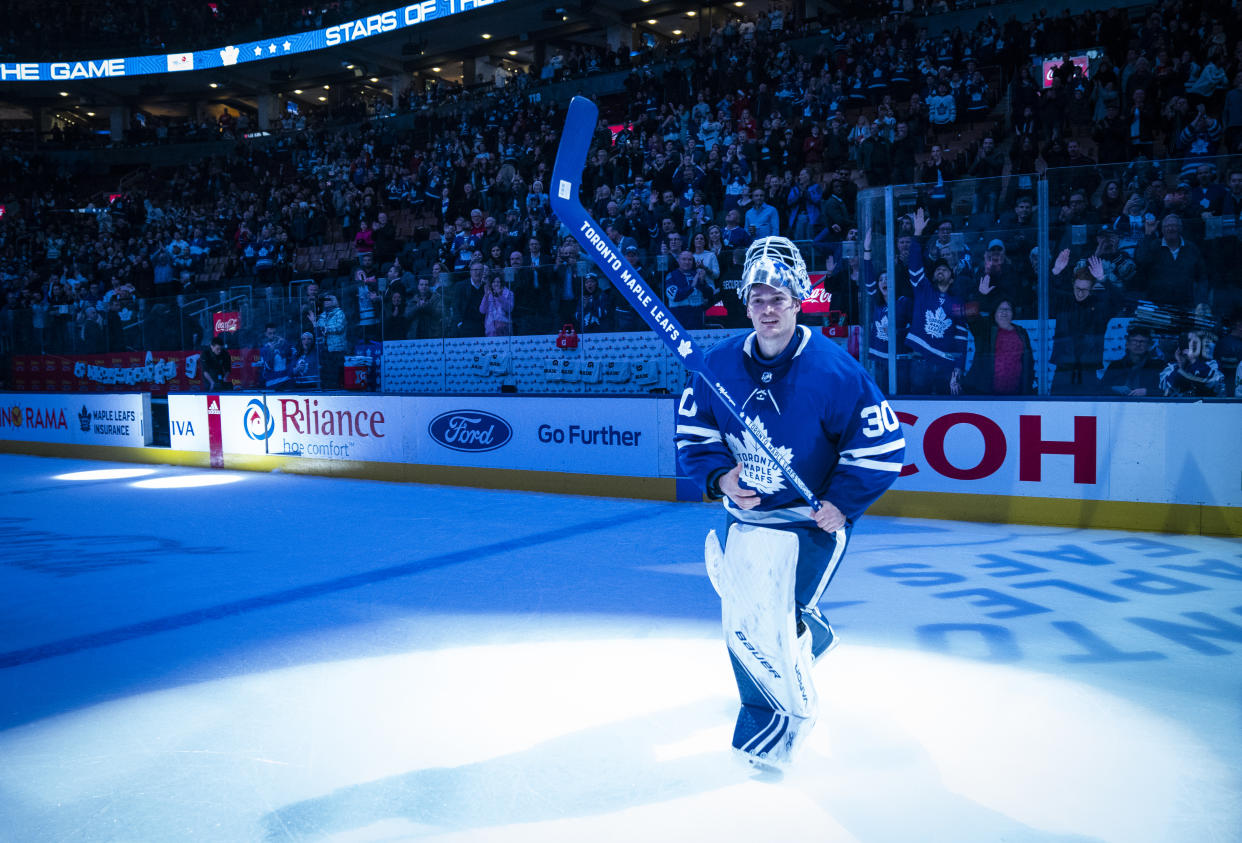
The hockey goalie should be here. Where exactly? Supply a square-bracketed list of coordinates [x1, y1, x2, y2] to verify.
[675, 236, 905, 769]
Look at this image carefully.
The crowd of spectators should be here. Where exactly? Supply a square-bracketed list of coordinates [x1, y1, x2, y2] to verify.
[1, 0, 1241, 397]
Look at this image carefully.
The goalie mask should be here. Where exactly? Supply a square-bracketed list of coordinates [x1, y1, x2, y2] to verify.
[739, 236, 811, 304]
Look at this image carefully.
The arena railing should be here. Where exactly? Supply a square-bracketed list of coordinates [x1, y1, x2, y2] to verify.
[2, 250, 755, 394]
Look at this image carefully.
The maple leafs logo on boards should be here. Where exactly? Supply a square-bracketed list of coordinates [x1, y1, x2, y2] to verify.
[725, 414, 792, 495]
[220, 45, 240, 66]
[79, 406, 91, 432]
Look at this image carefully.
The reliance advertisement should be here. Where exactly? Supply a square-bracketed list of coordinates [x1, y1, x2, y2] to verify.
[169, 394, 406, 462]
[0, 393, 148, 446]
[0, 0, 507, 83]
[167, 393, 672, 476]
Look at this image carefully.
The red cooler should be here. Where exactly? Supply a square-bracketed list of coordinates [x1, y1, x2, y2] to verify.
[343, 356, 370, 390]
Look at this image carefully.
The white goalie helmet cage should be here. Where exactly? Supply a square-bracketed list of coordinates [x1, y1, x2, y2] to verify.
[739, 236, 812, 304]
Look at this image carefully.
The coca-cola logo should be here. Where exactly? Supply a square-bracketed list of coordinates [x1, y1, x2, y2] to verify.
[428, 410, 512, 452]
[213, 311, 240, 335]
[802, 275, 832, 313]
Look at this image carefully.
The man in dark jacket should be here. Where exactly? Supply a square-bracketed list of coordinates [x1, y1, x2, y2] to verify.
[1100, 325, 1164, 396]
[1135, 214, 1208, 310]
[453, 260, 487, 337]
[1052, 267, 1114, 394]
[371, 212, 398, 265]
[201, 336, 232, 391]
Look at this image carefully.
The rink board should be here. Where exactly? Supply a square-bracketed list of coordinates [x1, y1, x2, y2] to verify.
[1, 392, 1238, 534]
[0, 393, 150, 446]
[165, 393, 675, 477]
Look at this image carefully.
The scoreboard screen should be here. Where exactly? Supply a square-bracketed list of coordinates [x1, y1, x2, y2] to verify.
[0, 0, 507, 83]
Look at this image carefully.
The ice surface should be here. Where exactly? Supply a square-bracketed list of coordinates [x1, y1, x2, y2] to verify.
[0, 454, 1239, 842]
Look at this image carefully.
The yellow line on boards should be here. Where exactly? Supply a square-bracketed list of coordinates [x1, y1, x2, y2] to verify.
[1, 441, 1235, 535]
[869, 490, 1241, 537]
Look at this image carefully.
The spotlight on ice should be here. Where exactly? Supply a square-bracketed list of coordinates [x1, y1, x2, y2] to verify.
[132, 474, 245, 489]
[0, 637, 1229, 841]
[55, 468, 159, 481]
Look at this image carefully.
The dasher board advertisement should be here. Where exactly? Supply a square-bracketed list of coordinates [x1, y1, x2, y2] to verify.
[894, 400, 1242, 507]
[412, 396, 671, 477]
[168, 394, 405, 462]
[0, 393, 148, 446]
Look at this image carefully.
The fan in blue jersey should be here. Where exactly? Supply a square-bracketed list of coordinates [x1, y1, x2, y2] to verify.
[863, 227, 913, 394]
[904, 208, 970, 395]
[676, 235, 904, 770]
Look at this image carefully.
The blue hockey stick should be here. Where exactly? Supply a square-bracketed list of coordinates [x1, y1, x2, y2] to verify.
[551, 96, 822, 511]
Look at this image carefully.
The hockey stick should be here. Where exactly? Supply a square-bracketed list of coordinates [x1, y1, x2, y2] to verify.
[551, 96, 822, 511]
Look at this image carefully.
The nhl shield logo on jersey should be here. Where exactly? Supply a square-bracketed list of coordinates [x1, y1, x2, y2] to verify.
[725, 415, 791, 495]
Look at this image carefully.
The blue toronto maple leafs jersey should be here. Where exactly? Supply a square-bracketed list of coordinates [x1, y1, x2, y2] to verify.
[905, 242, 968, 366]
[864, 252, 913, 364]
[676, 325, 905, 526]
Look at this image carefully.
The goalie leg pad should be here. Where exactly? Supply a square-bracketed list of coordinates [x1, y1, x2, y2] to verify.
[727, 628, 818, 769]
[711, 522, 819, 766]
[800, 605, 838, 661]
[704, 529, 724, 598]
[791, 525, 850, 661]
[792, 525, 850, 610]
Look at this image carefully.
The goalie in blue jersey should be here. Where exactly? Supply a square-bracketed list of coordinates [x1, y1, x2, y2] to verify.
[675, 235, 905, 770]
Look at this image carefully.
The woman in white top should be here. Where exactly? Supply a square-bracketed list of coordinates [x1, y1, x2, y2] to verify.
[690, 232, 720, 283]
[706, 225, 726, 261]
[699, 111, 723, 152]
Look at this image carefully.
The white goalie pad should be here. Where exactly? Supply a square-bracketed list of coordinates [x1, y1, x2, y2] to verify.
[706, 524, 818, 767]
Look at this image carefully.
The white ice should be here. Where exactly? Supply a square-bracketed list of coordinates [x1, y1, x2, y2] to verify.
[0, 454, 1239, 842]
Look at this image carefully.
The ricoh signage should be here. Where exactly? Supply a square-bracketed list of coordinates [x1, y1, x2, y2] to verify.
[897, 407, 1098, 487]
[892, 400, 1240, 506]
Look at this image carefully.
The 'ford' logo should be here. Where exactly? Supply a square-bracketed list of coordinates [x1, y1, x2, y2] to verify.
[428, 410, 512, 452]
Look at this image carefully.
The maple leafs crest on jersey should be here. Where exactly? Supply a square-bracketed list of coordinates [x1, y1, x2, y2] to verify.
[874, 312, 889, 343]
[923, 305, 951, 339]
[725, 415, 792, 495]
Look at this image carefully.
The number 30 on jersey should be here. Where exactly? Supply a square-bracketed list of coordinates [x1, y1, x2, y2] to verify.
[860, 401, 900, 438]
